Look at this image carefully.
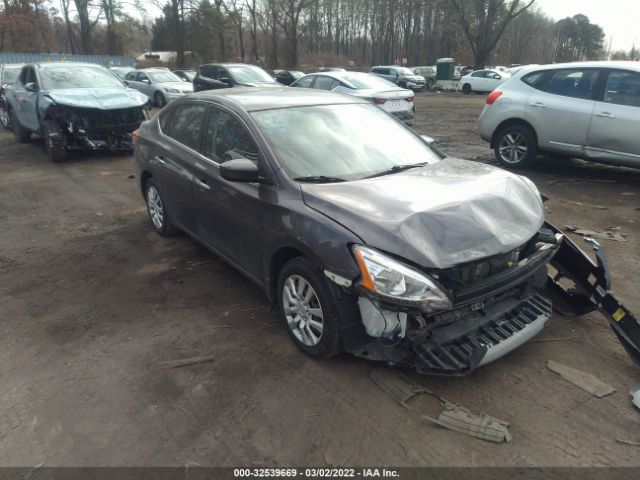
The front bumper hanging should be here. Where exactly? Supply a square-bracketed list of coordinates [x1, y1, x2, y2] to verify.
[546, 223, 640, 367]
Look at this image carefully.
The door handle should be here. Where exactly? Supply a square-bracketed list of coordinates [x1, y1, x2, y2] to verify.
[152, 155, 166, 165]
[529, 102, 546, 108]
[595, 112, 615, 119]
[194, 177, 210, 191]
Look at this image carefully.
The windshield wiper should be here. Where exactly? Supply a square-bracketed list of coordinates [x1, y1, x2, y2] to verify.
[294, 175, 347, 184]
[363, 162, 428, 179]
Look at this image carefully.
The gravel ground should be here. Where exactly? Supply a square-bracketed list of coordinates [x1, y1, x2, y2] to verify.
[0, 93, 639, 467]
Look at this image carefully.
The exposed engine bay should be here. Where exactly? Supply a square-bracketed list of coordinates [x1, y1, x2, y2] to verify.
[340, 222, 640, 375]
[44, 104, 147, 152]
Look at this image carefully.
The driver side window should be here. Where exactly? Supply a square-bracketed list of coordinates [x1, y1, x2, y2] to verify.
[204, 108, 259, 163]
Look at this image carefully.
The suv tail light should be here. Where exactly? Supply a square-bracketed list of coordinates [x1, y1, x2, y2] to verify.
[486, 91, 503, 105]
[406, 96, 414, 102]
[373, 98, 386, 105]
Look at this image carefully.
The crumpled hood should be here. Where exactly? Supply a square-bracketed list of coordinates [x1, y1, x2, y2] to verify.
[301, 158, 544, 269]
[46, 87, 149, 109]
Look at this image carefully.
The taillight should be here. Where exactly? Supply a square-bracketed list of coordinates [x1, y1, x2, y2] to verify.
[406, 96, 414, 102]
[486, 91, 503, 105]
[373, 98, 386, 105]
[132, 130, 141, 146]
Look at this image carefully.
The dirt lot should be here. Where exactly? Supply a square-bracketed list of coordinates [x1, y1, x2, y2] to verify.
[1, 93, 639, 467]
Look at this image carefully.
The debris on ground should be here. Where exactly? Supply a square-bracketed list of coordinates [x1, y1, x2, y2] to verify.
[564, 225, 627, 242]
[546, 360, 616, 398]
[631, 385, 640, 411]
[370, 367, 511, 443]
[530, 336, 582, 343]
[157, 354, 217, 369]
[616, 438, 640, 447]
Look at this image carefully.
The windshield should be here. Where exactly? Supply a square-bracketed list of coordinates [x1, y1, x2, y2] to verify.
[252, 104, 440, 181]
[395, 67, 414, 76]
[228, 66, 274, 83]
[343, 74, 397, 90]
[148, 71, 182, 83]
[2, 67, 21, 84]
[39, 65, 124, 89]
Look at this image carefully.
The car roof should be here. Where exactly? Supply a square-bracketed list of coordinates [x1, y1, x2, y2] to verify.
[517, 61, 640, 75]
[190, 87, 367, 112]
[35, 62, 106, 68]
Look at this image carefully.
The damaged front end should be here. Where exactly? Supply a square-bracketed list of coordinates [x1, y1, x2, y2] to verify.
[342, 223, 640, 375]
[43, 104, 147, 153]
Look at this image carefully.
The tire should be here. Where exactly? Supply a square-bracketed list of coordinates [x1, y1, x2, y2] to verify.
[154, 91, 166, 108]
[494, 124, 538, 169]
[0, 105, 11, 130]
[277, 257, 344, 359]
[462, 83, 472, 95]
[42, 122, 66, 163]
[144, 178, 178, 236]
[12, 110, 31, 143]
[427, 79, 435, 90]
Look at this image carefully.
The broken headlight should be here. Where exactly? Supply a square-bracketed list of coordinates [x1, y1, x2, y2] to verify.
[353, 245, 452, 312]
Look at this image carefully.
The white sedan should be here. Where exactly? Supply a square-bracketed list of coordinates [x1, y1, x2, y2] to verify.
[459, 69, 510, 94]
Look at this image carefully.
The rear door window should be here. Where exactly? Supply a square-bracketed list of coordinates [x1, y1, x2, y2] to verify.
[166, 103, 207, 151]
[604, 70, 640, 107]
[292, 76, 314, 88]
[543, 69, 598, 100]
[312, 76, 335, 90]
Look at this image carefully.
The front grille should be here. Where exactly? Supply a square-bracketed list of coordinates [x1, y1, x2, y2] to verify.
[412, 293, 552, 375]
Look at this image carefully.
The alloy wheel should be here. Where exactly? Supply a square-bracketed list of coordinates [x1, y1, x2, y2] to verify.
[498, 132, 528, 164]
[282, 274, 324, 347]
[147, 185, 164, 230]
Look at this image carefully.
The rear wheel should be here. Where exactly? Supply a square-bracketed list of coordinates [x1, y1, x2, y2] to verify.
[462, 83, 472, 94]
[145, 178, 178, 236]
[278, 257, 343, 359]
[154, 91, 166, 108]
[494, 124, 538, 169]
[12, 110, 31, 143]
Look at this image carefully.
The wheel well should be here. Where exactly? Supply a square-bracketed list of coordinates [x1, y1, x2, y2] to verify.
[141, 171, 152, 197]
[491, 119, 538, 148]
[269, 247, 305, 301]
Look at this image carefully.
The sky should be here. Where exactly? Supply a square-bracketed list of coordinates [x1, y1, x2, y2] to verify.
[535, 0, 640, 53]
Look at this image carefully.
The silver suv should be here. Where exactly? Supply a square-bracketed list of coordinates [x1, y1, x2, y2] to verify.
[478, 61, 640, 169]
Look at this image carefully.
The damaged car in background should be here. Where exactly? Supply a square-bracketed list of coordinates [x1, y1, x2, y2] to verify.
[134, 88, 640, 375]
[5, 62, 149, 162]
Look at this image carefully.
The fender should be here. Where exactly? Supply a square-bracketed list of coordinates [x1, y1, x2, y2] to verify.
[545, 222, 640, 367]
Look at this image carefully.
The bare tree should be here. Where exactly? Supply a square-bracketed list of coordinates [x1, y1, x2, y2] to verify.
[448, 0, 536, 68]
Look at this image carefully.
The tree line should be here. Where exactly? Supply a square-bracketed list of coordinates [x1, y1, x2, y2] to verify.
[1, 0, 607, 70]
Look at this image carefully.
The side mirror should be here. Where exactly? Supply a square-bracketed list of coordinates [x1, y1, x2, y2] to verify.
[25, 82, 37, 92]
[220, 77, 231, 85]
[220, 158, 260, 183]
[142, 78, 150, 84]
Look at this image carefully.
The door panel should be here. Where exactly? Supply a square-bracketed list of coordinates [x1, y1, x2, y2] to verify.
[586, 70, 640, 166]
[153, 103, 208, 233]
[526, 69, 599, 155]
[193, 107, 265, 280]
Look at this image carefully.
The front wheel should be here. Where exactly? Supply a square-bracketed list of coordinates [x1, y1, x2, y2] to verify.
[427, 79, 435, 90]
[278, 257, 343, 359]
[43, 123, 66, 163]
[0, 105, 11, 130]
[494, 125, 538, 169]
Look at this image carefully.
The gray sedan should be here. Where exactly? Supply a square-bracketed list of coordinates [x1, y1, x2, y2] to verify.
[290, 71, 416, 125]
[132, 88, 639, 374]
[124, 68, 193, 107]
